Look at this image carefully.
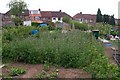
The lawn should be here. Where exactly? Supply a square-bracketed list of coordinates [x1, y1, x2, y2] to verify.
[2, 26, 120, 78]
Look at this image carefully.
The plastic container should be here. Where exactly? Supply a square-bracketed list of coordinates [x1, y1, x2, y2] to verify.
[105, 43, 112, 47]
[32, 30, 38, 35]
[92, 30, 99, 39]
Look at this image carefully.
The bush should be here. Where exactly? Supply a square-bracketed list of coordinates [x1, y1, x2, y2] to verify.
[73, 21, 88, 30]
[63, 16, 71, 24]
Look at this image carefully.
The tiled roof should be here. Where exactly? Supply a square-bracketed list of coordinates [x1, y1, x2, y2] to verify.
[41, 11, 72, 19]
[73, 13, 96, 20]
[4, 10, 29, 16]
[41, 11, 52, 17]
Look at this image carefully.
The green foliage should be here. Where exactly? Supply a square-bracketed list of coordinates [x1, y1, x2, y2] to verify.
[109, 15, 115, 25]
[48, 26, 55, 30]
[43, 61, 50, 71]
[96, 8, 103, 22]
[84, 52, 120, 78]
[7, 0, 28, 26]
[9, 67, 26, 76]
[103, 14, 109, 24]
[2, 26, 39, 42]
[13, 17, 22, 26]
[36, 69, 59, 79]
[31, 22, 40, 27]
[63, 16, 71, 24]
[92, 24, 112, 35]
[73, 21, 88, 30]
[8, 0, 27, 16]
[110, 30, 118, 36]
[2, 27, 120, 78]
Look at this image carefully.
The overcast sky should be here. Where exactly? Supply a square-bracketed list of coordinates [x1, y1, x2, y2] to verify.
[0, 0, 119, 18]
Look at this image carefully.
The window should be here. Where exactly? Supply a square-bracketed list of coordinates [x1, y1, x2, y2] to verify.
[35, 16, 40, 20]
[58, 17, 61, 21]
[31, 11, 39, 14]
[53, 18, 56, 20]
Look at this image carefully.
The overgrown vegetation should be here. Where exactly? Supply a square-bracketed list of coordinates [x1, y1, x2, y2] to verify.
[2, 26, 120, 78]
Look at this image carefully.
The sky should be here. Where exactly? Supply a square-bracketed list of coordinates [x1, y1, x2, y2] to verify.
[0, 0, 119, 18]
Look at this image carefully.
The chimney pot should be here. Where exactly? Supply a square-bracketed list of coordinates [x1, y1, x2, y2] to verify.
[38, 8, 41, 11]
[59, 10, 62, 12]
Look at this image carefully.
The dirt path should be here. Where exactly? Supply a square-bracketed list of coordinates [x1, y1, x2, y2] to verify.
[104, 47, 117, 65]
[58, 68, 91, 78]
[2, 62, 91, 78]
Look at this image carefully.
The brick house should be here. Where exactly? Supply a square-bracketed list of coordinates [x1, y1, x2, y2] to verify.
[2, 9, 72, 26]
[73, 12, 96, 26]
[2, 10, 30, 26]
[29, 9, 43, 23]
[40, 10, 72, 23]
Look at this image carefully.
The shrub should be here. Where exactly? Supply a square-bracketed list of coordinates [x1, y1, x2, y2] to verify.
[63, 16, 71, 24]
[73, 21, 88, 30]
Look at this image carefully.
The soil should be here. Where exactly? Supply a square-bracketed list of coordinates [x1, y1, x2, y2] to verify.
[104, 47, 117, 65]
[2, 62, 91, 78]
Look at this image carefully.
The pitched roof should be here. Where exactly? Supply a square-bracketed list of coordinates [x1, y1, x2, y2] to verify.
[41, 11, 72, 19]
[4, 9, 29, 16]
[73, 13, 96, 20]
[41, 11, 52, 17]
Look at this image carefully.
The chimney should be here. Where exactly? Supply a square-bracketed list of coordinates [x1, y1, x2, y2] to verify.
[80, 12, 82, 14]
[38, 8, 41, 11]
[59, 10, 62, 12]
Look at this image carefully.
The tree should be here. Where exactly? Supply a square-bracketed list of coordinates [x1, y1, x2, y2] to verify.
[103, 14, 109, 24]
[109, 15, 115, 26]
[96, 8, 102, 22]
[7, 0, 28, 26]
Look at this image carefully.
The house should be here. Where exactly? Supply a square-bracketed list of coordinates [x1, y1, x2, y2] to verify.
[73, 12, 96, 26]
[41, 10, 72, 23]
[29, 9, 42, 23]
[30, 9, 72, 24]
[0, 13, 2, 27]
[3, 9, 30, 26]
[3, 9, 72, 26]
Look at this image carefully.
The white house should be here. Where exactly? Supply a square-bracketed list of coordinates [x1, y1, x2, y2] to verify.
[52, 17, 63, 23]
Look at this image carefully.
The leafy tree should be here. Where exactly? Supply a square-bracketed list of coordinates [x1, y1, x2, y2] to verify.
[109, 15, 115, 26]
[96, 8, 102, 22]
[103, 14, 109, 24]
[7, 0, 28, 26]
